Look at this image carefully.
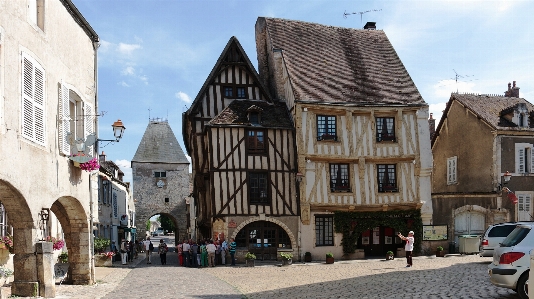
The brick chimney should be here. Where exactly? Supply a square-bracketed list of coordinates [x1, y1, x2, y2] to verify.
[504, 81, 520, 97]
[428, 113, 436, 140]
[99, 151, 106, 163]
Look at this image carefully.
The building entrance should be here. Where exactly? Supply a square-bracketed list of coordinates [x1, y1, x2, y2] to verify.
[358, 226, 401, 256]
[235, 221, 291, 260]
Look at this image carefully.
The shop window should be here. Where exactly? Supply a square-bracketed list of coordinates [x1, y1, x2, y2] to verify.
[315, 215, 334, 246]
[376, 117, 395, 142]
[378, 164, 397, 192]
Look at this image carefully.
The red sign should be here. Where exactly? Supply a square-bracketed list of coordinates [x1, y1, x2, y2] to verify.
[508, 192, 518, 204]
[228, 220, 237, 228]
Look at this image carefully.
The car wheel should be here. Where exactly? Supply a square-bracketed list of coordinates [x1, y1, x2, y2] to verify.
[517, 271, 529, 299]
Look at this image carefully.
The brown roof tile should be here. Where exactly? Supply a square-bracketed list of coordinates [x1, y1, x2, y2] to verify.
[257, 17, 425, 106]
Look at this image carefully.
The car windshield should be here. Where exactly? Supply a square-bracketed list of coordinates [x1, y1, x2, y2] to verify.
[501, 227, 531, 247]
[488, 225, 518, 237]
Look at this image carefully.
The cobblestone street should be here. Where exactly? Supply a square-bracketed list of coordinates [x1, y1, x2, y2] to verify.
[19, 254, 522, 299]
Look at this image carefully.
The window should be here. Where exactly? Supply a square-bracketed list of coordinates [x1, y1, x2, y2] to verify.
[21, 52, 46, 146]
[28, 0, 45, 31]
[0, 28, 4, 128]
[59, 82, 94, 156]
[447, 156, 457, 185]
[378, 164, 397, 192]
[165, 198, 169, 203]
[249, 112, 259, 125]
[518, 194, 532, 221]
[330, 164, 350, 192]
[516, 143, 534, 174]
[315, 215, 334, 246]
[237, 87, 246, 99]
[155, 171, 166, 177]
[249, 172, 268, 204]
[223, 86, 233, 98]
[247, 130, 265, 153]
[317, 115, 336, 141]
[112, 192, 118, 218]
[376, 117, 395, 142]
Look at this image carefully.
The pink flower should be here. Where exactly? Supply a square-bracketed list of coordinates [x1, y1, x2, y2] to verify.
[80, 157, 100, 172]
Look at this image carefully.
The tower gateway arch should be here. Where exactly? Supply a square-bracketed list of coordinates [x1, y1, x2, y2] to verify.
[132, 119, 190, 241]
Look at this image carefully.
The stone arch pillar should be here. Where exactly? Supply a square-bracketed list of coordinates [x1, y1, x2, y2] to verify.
[0, 180, 46, 297]
[51, 196, 91, 285]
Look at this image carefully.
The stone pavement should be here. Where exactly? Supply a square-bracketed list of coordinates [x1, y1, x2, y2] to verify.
[5, 254, 524, 298]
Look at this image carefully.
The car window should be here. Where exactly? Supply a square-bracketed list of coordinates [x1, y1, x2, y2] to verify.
[488, 225, 517, 237]
[501, 227, 531, 247]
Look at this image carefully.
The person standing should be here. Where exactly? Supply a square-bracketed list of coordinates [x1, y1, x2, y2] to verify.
[215, 241, 222, 265]
[120, 239, 129, 265]
[206, 240, 216, 267]
[143, 237, 152, 264]
[176, 242, 183, 266]
[158, 239, 168, 265]
[398, 231, 415, 267]
[221, 239, 228, 265]
[190, 241, 199, 268]
[229, 238, 237, 266]
[128, 240, 135, 262]
[182, 239, 191, 267]
[200, 241, 208, 267]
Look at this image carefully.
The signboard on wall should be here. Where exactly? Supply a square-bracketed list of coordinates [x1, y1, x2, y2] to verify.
[423, 225, 448, 240]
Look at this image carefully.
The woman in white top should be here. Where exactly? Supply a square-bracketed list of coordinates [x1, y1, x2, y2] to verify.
[398, 231, 414, 267]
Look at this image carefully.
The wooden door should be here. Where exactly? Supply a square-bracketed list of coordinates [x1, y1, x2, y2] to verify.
[236, 221, 291, 260]
[454, 211, 485, 243]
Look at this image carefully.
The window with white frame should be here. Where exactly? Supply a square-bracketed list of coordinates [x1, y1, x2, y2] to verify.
[447, 156, 457, 185]
[21, 52, 46, 146]
[28, 0, 45, 31]
[59, 82, 94, 156]
[515, 143, 534, 174]
[517, 193, 532, 221]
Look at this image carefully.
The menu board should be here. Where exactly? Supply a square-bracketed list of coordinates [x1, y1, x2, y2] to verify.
[422, 225, 448, 241]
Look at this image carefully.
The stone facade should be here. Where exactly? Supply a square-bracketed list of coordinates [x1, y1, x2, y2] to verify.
[132, 120, 190, 241]
[0, 0, 99, 296]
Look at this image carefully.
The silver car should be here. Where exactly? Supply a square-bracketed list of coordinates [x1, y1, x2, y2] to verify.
[488, 224, 533, 299]
[480, 222, 532, 257]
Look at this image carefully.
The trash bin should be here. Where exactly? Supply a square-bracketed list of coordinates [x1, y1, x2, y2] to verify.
[449, 241, 456, 254]
[458, 235, 481, 254]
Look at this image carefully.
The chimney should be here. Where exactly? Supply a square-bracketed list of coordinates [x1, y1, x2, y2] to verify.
[504, 81, 520, 98]
[99, 151, 106, 163]
[364, 22, 376, 30]
[428, 113, 436, 140]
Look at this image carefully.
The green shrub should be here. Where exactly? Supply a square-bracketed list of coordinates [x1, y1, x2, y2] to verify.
[94, 237, 110, 254]
[436, 246, 444, 251]
[245, 252, 256, 260]
[326, 252, 333, 258]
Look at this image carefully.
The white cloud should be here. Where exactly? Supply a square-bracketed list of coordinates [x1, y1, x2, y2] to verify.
[118, 81, 130, 87]
[175, 91, 192, 103]
[99, 40, 111, 53]
[115, 159, 132, 184]
[117, 43, 141, 55]
[121, 66, 135, 76]
[429, 102, 447, 125]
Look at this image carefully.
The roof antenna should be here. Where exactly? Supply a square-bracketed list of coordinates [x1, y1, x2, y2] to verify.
[343, 9, 382, 27]
[148, 107, 152, 121]
[438, 69, 477, 93]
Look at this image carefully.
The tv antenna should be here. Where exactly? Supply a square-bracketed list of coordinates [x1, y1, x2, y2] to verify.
[438, 69, 478, 93]
[343, 9, 382, 26]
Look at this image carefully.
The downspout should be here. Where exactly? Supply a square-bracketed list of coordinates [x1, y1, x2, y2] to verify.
[89, 39, 100, 284]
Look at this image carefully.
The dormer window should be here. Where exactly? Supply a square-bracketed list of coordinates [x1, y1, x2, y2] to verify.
[247, 105, 263, 126]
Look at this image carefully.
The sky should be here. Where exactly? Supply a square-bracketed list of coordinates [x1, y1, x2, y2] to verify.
[72, 0, 534, 185]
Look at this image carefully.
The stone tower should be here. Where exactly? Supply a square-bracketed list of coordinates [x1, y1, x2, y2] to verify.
[132, 119, 190, 241]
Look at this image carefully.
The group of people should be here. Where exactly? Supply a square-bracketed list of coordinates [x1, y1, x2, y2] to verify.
[118, 239, 141, 265]
[176, 238, 236, 268]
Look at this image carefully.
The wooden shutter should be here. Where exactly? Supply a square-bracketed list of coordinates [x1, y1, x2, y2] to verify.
[21, 53, 45, 146]
[59, 81, 71, 155]
[518, 148, 525, 173]
[84, 102, 94, 157]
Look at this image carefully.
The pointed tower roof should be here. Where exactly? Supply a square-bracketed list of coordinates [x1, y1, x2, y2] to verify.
[132, 120, 189, 164]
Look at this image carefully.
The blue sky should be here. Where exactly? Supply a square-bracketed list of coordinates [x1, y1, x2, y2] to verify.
[73, 0, 534, 184]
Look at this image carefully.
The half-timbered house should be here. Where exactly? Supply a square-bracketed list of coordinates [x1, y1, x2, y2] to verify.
[183, 37, 298, 261]
[255, 18, 433, 259]
[432, 82, 534, 251]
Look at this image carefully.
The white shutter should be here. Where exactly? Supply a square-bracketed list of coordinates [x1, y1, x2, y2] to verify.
[84, 102, 94, 157]
[59, 81, 71, 155]
[519, 148, 525, 173]
[21, 53, 45, 146]
[530, 147, 534, 173]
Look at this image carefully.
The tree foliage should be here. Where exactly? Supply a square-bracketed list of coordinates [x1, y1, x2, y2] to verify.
[158, 214, 175, 234]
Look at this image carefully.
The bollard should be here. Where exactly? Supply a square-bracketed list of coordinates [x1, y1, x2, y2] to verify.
[530, 249, 534, 296]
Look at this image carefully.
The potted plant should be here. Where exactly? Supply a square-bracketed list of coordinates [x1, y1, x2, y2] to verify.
[58, 252, 68, 263]
[436, 246, 445, 257]
[245, 252, 256, 267]
[386, 250, 394, 260]
[326, 252, 334, 264]
[280, 252, 293, 266]
[304, 251, 312, 262]
[0, 267, 13, 286]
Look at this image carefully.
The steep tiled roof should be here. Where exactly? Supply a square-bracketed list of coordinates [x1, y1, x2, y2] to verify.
[208, 100, 293, 129]
[451, 93, 534, 130]
[132, 121, 189, 164]
[256, 17, 425, 106]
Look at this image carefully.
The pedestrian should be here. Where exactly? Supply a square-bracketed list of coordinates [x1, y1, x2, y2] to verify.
[128, 240, 135, 262]
[182, 239, 191, 267]
[398, 231, 415, 267]
[215, 240, 222, 265]
[229, 238, 236, 266]
[176, 242, 183, 266]
[221, 238, 228, 265]
[190, 241, 199, 268]
[143, 237, 152, 264]
[206, 240, 216, 267]
[120, 239, 129, 265]
[200, 241, 208, 267]
[158, 239, 168, 265]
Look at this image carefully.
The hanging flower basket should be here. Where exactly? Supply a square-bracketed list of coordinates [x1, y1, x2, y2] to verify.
[79, 157, 100, 172]
[45, 236, 65, 251]
[69, 153, 92, 167]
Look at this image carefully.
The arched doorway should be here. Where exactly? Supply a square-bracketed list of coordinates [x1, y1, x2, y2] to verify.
[146, 213, 180, 244]
[235, 221, 291, 260]
[454, 209, 485, 242]
[51, 196, 91, 285]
